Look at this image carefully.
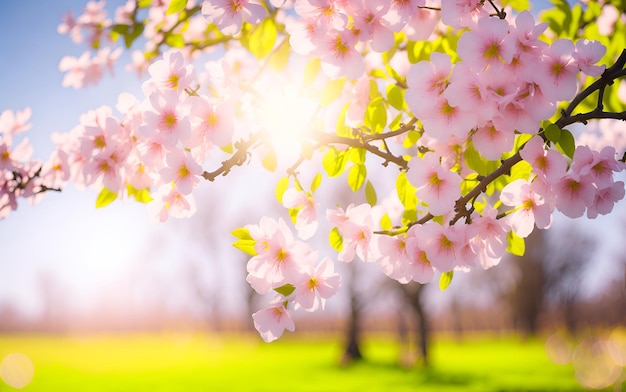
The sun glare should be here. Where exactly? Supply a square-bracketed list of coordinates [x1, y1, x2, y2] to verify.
[258, 83, 319, 155]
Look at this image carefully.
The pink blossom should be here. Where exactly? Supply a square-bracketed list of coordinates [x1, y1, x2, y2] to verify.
[147, 49, 195, 94]
[470, 204, 509, 269]
[40, 149, 71, 189]
[383, 0, 427, 32]
[587, 181, 625, 219]
[202, 0, 267, 35]
[553, 172, 596, 218]
[403, 6, 438, 41]
[349, 0, 394, 52]
[252, 301, 295, 342]
[285, 16, 326, 56]
[294, 0, 347, 29]
[377, 227, 435, 284]
[320, 29, 365, 79]
[571, 145, 623, 188]
[457, 16, 516, 71]
[500, 179, 552, 237]
[441, 0, 488, 29]
[293, 257, 341, 311]
[282, 188, 319, 240]
[407, 153, 461, 216]
[187, 96, 235, 150]
[160, 149, 202, 195]
[573, 39, 606, 77]
[141, 90, 191, 147]
[472, 121, 514, 161]
[420, 222, 463, 272]
[327, 203, 376, 262]
[0, 107, 32, 143]
[147, 184, 197, 222]
[246, 218, 311, 290]
[520, 136, 568, 183]
[534, 39, 578, 102]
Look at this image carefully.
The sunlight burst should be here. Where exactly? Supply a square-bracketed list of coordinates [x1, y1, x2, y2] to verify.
[258, 83, 319, 155]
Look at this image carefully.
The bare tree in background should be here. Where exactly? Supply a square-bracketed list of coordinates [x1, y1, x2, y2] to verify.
[544, 225, 596, 334]
[507, 229, 546, 336]
[397, 282, 430, 366]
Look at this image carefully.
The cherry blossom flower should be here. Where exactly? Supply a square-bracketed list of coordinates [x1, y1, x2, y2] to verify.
[0, 107, 32, 143]
[420, 222, 464, 272]
[140, 90, 191, 147]
[160, 149, 202, 195]
[573, 39, 606, 77]
[500, 179, 552, 237]
[147, 49, 195, 94]
[246, 218, 311, 291]
[441, 0, 488, 29]
[202, 0, 267, 36]
[586, 181, 625, 219]
[520, 136, 567, 183]
[470, 204, 510, 269]
[293, 257, 341, 311]
[407, 153, 461, 216]
[534, 39, 579, 102]
[252, 300, 296, 342]
[282, 188, 319, 240]
[384, 0, 426, 32]
[294, 0, 347, 29]
[553, 172, 596, 218]
[320, 29, 365, 79]
[327, 203, 376, 262]
[457, 16, 516, 71]
[147, 184, 197, 222]
[349, 0, 394, 52]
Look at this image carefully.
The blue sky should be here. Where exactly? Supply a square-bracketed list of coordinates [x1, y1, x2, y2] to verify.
[0, 0, 623, 322]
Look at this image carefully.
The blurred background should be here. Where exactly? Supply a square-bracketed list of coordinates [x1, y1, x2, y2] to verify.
[0, 1, 625, 391]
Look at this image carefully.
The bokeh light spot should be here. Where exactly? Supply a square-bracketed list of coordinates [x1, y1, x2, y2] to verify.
[0, 353, 35, 389]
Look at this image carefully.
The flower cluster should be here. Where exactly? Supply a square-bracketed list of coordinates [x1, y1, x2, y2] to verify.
[2, 0, 625, 342]
[246, 217, 341, 342]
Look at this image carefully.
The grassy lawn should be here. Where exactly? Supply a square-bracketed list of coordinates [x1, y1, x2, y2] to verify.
[0, 332, 595, 391]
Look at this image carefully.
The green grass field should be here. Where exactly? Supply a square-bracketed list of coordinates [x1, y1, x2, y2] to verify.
[0, 332, 601, 391]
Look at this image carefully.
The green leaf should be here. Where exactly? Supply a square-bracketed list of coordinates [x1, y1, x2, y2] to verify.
[166, 0, 187, 15]
[365, 180, 377, 206]
[275, 177, 289, 204]
[364, 97, 387, 134]
[464, 142, 500, 176]
[322, 147, 348, 177]
[310, 173, 322, 193]
[96, 187, 118, 208]
[304, 58, 321, 86]
[246, 18, 277, 59]
[439, 271, 454, 291]
[127, 185, 153, 203]
[231, 228, 257, 256]
[396, 171, 417, 209]
[386, 84, 404, 111]
[320, 77, 346, 106]
[138, 0, 151, 7]
[556, 128, 575, 159]
[329, 227, 343, 252]
[380, 213, 392, 231]
[506, 231, 525, 257]
[348, 164, 367, 192]
[274, 284, 296, 297]
[165, 33, 185, 48]
[501, 0, 529, 11]
[544, 123, 561, 143]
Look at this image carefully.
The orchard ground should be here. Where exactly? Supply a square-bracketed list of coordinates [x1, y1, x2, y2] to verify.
[1, 330, 625, 391]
